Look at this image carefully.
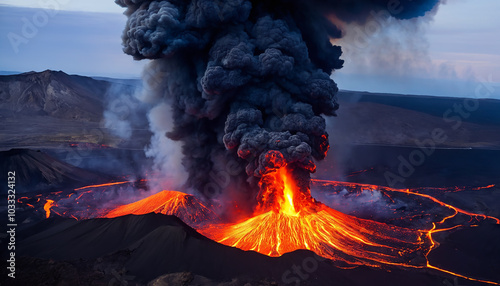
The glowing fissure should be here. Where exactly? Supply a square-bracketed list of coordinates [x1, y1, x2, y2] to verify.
[74, 181, 130, 191]
[311, 180, 500, 285]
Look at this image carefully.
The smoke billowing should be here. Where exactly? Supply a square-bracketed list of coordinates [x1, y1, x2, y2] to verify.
[115, 0, 442, 203]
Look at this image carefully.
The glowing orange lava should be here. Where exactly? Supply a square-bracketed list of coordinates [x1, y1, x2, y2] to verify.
[104, 190, 218, 224]
[200, 168, 427, 266]
[311, 179, 500, 285]
[44, 199, 55, 218]
[45, 176, 499, 284]
[74, 181, 130, 191]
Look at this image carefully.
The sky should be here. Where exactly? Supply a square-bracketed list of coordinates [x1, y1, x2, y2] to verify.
[0, 0, 499, 98]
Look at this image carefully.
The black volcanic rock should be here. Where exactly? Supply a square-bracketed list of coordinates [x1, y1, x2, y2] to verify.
[427, 223, 500, 282]
[148, 272, 278, 286]
[0, 70, 108, 122]
[16, 213, 447, 285]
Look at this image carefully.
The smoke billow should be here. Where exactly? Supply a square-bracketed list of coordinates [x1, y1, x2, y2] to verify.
[115, 0, 442, 204]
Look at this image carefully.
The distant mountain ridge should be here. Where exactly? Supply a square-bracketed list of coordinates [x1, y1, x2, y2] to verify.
[338, 90, 500, 126]
[1, 70, 499, 149]
[0, 70, 110, 121]
[0, 70, 147, 150]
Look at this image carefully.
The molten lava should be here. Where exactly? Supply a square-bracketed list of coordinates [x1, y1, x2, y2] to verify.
[104, 190, 218, 224]
[44, 199, 55, 218]
[200, 168, 427, 266]
[74, 180, 130, 191]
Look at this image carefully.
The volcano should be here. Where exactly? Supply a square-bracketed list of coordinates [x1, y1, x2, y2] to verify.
[104, 190, 218, 224]
[102, 168, 429, 266]
[200, 167, 427, 267]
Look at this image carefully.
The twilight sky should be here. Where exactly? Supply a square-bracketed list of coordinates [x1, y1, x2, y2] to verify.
[0, 0, 499, 98]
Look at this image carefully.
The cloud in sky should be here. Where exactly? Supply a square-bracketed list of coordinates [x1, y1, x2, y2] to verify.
[0, 0, 124, 14]
[0, 6, 146, 78]
[0, 1, 498, 98]
[427, 0, 500, 79]
[334, 0, 500, 98]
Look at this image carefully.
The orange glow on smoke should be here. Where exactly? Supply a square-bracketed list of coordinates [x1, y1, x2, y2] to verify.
[44, 199, 55, 218]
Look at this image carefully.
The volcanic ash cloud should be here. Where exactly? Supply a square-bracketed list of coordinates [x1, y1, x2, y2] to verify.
[115, 0, 442, 200]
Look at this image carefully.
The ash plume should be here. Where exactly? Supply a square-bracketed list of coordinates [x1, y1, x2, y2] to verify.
[115, 0, 443, 202]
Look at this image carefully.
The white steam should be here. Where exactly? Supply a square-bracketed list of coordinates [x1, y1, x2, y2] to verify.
[145, 102, 188, 192]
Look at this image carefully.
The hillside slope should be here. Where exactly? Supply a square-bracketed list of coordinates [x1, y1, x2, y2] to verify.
[0, 70, 109, 121]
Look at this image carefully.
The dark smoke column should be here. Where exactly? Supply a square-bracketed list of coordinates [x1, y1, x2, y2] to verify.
[116, 0, 441, 203]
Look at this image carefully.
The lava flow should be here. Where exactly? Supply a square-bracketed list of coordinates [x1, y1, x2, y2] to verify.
[42, 174, 500, 284]
[74, 180, 130, 191]
[44, 199, 56, 218]
[104, 190, 218, 224]
[200, 167, 428, 267]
